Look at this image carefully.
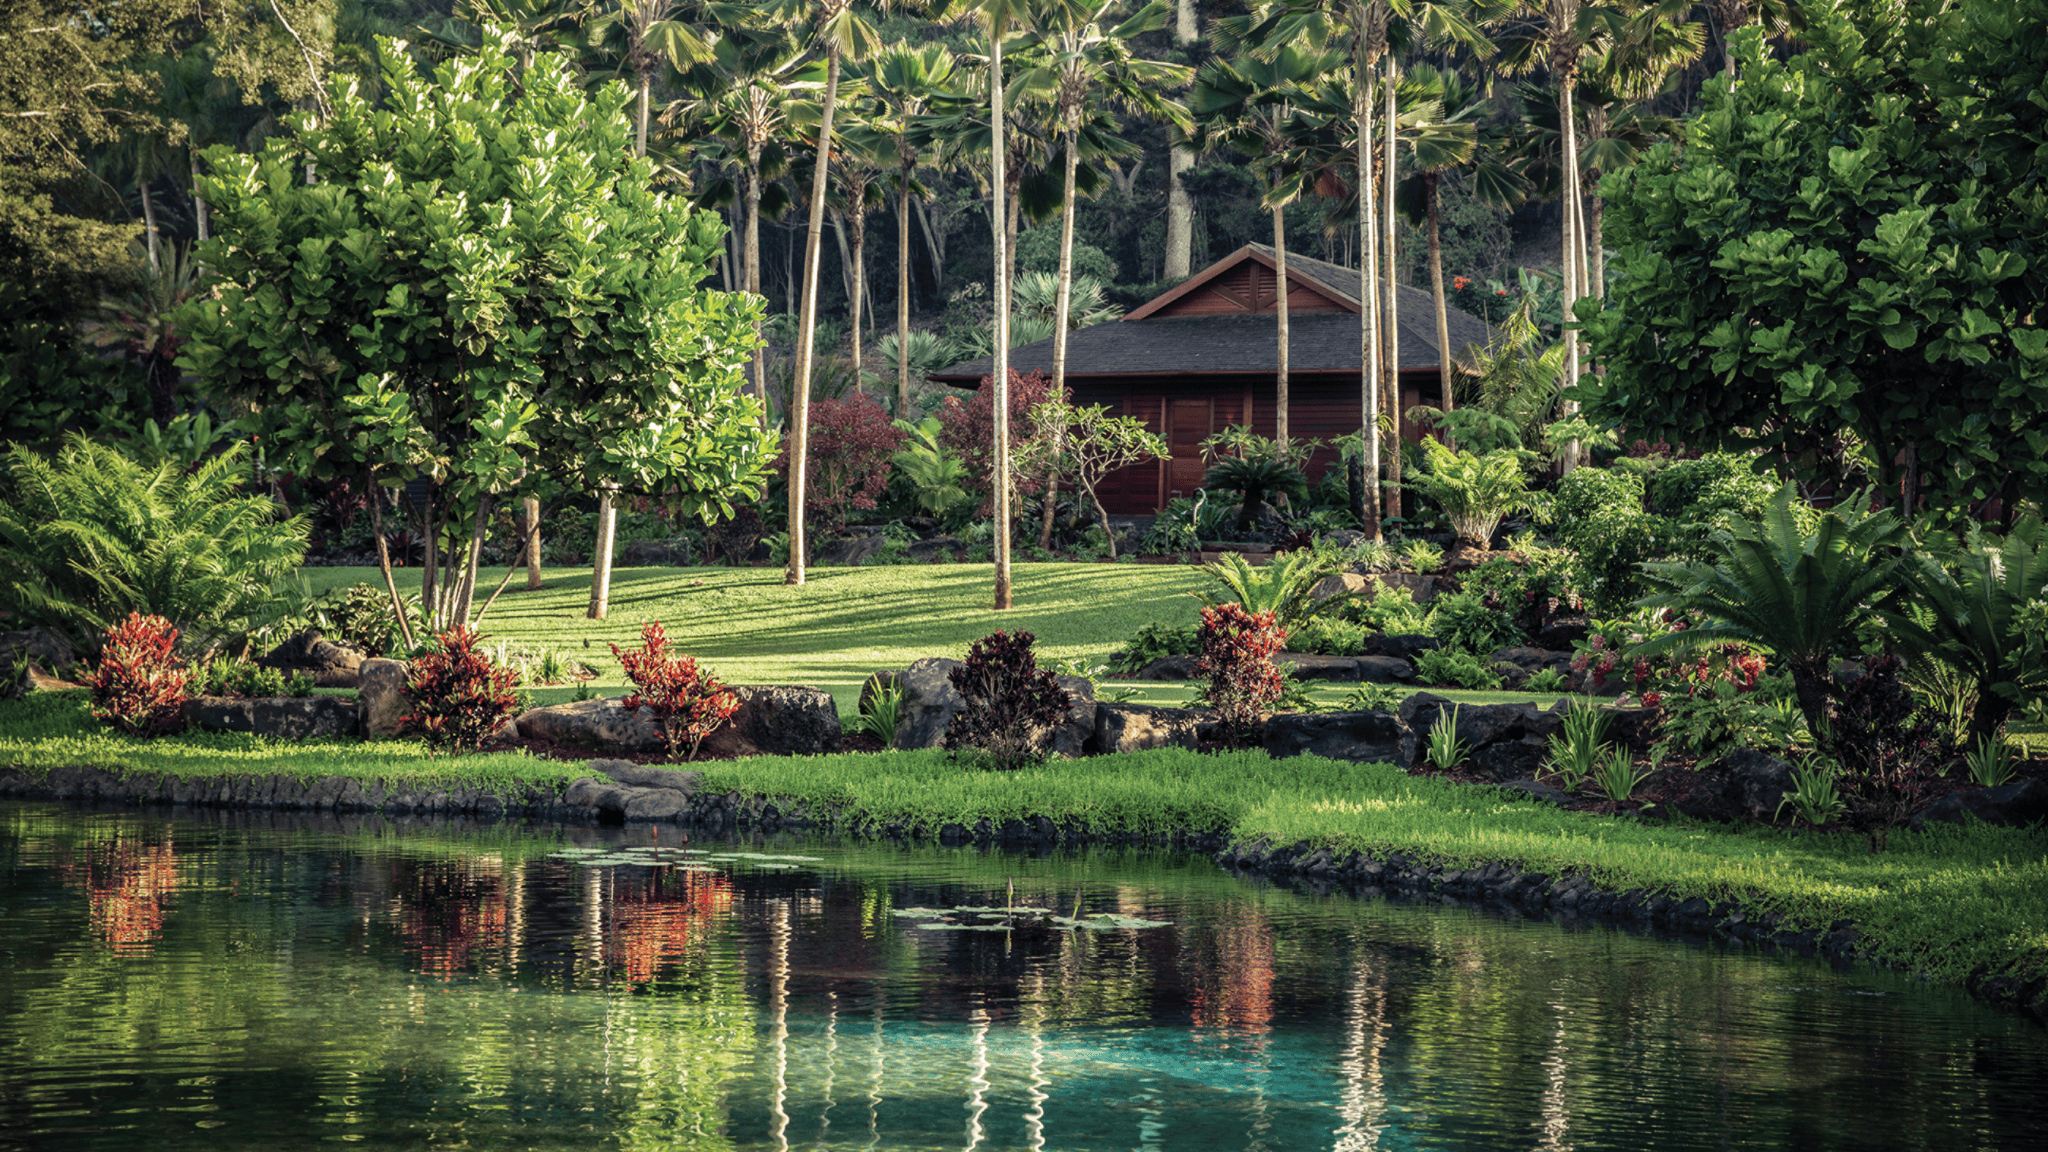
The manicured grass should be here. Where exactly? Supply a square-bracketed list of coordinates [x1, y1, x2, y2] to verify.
[0, 693, 586, 791]
[305, 563, 1568, 717]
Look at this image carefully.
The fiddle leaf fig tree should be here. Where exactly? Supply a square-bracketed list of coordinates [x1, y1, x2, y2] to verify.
[178, 26, 776, 634]
[1577, 6, 2048, 522]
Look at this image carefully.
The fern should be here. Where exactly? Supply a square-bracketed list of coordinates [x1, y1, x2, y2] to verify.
[0, 434, 309, 652]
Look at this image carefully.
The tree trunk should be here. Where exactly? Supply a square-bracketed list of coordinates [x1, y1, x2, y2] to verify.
[1381, 54, 1402, 519]
[368, 470, 418, 652]
[1273, 205, 1290, 447]
[524, 496, 543, 590]
[190, 154, 209, 243]
[788, 47, 843, 587]
[1053, 131, 1079, 395]
[139, 176, 160, 273]
[636, 72, 651, 163]
[452, 492, 494, 627]
[897, 180, 914, 417]
[746, 164, 766, 408]
[1164, 0, 1197, 279]
[1357, 25, 1383, 540]
[851, 205, 868, 378]
[587, 490, 617, 619]
[915, 195, 945, 294]
[1427, 171, 1454, 419]
[1558, 71, 1583, 472]
[990, 25, 1012, 609]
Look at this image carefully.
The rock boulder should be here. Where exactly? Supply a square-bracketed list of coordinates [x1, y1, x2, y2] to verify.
[1910, 778, 2048, 830]
[1397, 692, 1565, 779]
[1263, 710, 1403, 765]
[1714, 749, 1796, 823]
[258, 628, 367, 687]
[357, 658, 411, 738]
[723, 685, 841, 756]
[517, 698, 668, 754]
[184, 695, 361, 741]
[1095, 702, 1211, 753]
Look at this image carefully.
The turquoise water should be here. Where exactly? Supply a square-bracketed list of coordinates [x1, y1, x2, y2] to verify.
[1, 802, 2042, 1151]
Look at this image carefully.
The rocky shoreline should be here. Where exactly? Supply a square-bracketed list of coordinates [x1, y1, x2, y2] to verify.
[4, 756, 2042, 1025]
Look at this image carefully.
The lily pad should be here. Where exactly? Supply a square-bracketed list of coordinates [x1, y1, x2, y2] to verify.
[889, 908, 949, 919]
[916, 922, 1012, 931]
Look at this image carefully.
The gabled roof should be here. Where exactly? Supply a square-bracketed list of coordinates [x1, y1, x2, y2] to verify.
[929, 243, 1496, 386]
[928, 312, 1476, 384]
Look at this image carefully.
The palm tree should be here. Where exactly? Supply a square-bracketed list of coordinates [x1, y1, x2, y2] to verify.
[1393, 64, 1515, 420]
[861, 43, 959, 416]
[1191, 38, 1344, 446]
[764, 0, 884, 587]
[583, 0, 716, 157]
[1701, 0, 1796, 79]
[1014, 0, 1189, 401]
[828, 117, 891, 382]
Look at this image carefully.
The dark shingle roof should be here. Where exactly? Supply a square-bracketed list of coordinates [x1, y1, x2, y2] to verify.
[931, 245, 1493, 384]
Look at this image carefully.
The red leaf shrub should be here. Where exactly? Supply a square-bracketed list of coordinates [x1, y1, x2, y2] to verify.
[610, 621, 739, 759]
[1198, 603, 1288, 745]
[91, 612, 190, 737]
[1827, 654, 1955, 849]
[780, 392, 905, 537]
[936, 368, 1057, 514]
[943, 629, 1071, 770]
[399, 626, 521, 754]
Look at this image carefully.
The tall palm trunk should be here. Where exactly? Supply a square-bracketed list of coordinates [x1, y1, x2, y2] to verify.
[789, 46, 844, 586]
[897, 176, 914, 416]
[990, 26, 1013, 608]
[1357, 15, 1384, 540]
[1558, 68, 1585, 471]
[139, 176, 160, 273]
[1163, 0, 1198, 279]
[1273, 205, 1290, 446]
[1425, 171, 1454, 419]
[745, 160, 767, 407]
[190, 155, 210, 242]
[637, 72, 652, 160]
[1042, 127, 1083, 553]
[1380, 53, 1401, 518]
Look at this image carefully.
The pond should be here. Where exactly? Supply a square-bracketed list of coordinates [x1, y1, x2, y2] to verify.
[1, 802, 2042, 1151]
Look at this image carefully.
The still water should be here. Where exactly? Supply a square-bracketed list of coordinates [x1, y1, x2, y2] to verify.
[0, 802, 2042, 1151]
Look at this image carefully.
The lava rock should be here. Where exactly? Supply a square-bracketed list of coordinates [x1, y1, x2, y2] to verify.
[517, 698, 669, 754]
[1263, 709, 1403, 764]
[0, 628, 79, 698]
[884, 657, 967, 749]
[1308, 572, 1375, 602]
[1365, 633, 1441, 661]
[906, 537, 962, 561]
[620, 539, 693, 566]
[1355, 656, 1415, 684]
[590, 758, 702, 793]
[357, 658, 411, 738]
[1135, 654, 1202, 681]
[1910, 778, 2048, 830]
[258, 628, 368, 687]
[1495, 778, 1575, 806]
[1095, 702, 1210, 753]
[1714, 748, 1796, 823]
[1276, 653, 1360, 681]
[724, 685, 842, 755]
[1397, 692, 1564, 778]
[814, 535, 886, 567]
[183, 695, 362, 740]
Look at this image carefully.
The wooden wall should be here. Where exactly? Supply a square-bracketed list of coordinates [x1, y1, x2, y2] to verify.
[1070, 371, 1442, 515]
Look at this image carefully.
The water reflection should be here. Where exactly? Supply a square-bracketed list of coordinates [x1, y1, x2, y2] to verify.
[2, 803, 2044, 1152]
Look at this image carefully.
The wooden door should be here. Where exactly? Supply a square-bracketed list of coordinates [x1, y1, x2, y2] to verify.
[1167, 397, 1209, 498]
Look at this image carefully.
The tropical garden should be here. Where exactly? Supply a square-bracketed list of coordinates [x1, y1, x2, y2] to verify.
[2, 0, 2046, 1014]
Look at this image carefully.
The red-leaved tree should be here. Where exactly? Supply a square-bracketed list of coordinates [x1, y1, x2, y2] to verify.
[780, 392, 905, 538]
[1198, 603, 1288, 746]
[610, 621, 739, 760]
[91, 612, 190, 737]
[937, 368, 1057, 515]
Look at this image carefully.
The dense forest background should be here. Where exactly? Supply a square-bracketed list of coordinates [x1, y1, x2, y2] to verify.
[1, 0, 1764, 436]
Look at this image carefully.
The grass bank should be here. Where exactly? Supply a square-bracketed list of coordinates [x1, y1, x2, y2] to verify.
[9, 691, 2039, 997]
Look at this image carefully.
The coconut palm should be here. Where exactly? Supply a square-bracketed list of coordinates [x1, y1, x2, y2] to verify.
[1189, 38, 1343, 446]
[1393, 64, 1517, 419]
[860, 42, 959, 416]
[761, 0, 885, 588]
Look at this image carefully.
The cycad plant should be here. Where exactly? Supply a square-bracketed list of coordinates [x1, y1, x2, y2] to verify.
[1887, 518, 2048, 743]
[1192, 550, 1364, 637]
[0, 435, 310, 652]
[1405, 437, 1527, 546]
[1633, 482, 1907, 736]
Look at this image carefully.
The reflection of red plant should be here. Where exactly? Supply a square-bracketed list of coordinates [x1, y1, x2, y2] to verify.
[606, 869, 733, 985]
[1188, 917, 1275, 1035]
[398, 867, 509, 975]
[59, 832, 180, 953]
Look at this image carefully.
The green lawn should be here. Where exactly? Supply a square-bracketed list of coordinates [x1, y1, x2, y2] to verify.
[304, 564, 1567, 716]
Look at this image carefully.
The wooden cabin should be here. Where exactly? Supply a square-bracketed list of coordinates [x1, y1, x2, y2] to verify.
[927, 243, 1495, 515]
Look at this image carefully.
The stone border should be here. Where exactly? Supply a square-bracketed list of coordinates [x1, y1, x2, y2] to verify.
[2, 762, 2039, 1024]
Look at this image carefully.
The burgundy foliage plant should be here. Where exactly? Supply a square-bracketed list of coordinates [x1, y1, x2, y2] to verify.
[399, 626, 521, 754]
[936, 368, 1057, 514]
[611, 621, 739, 760]
[1198, 602, 1288, 745]
[943, 629, 1072, 770]
[1826, 654, 1955, 850]
[781, 392, 905, 537]
[90, 612, 191, 737]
